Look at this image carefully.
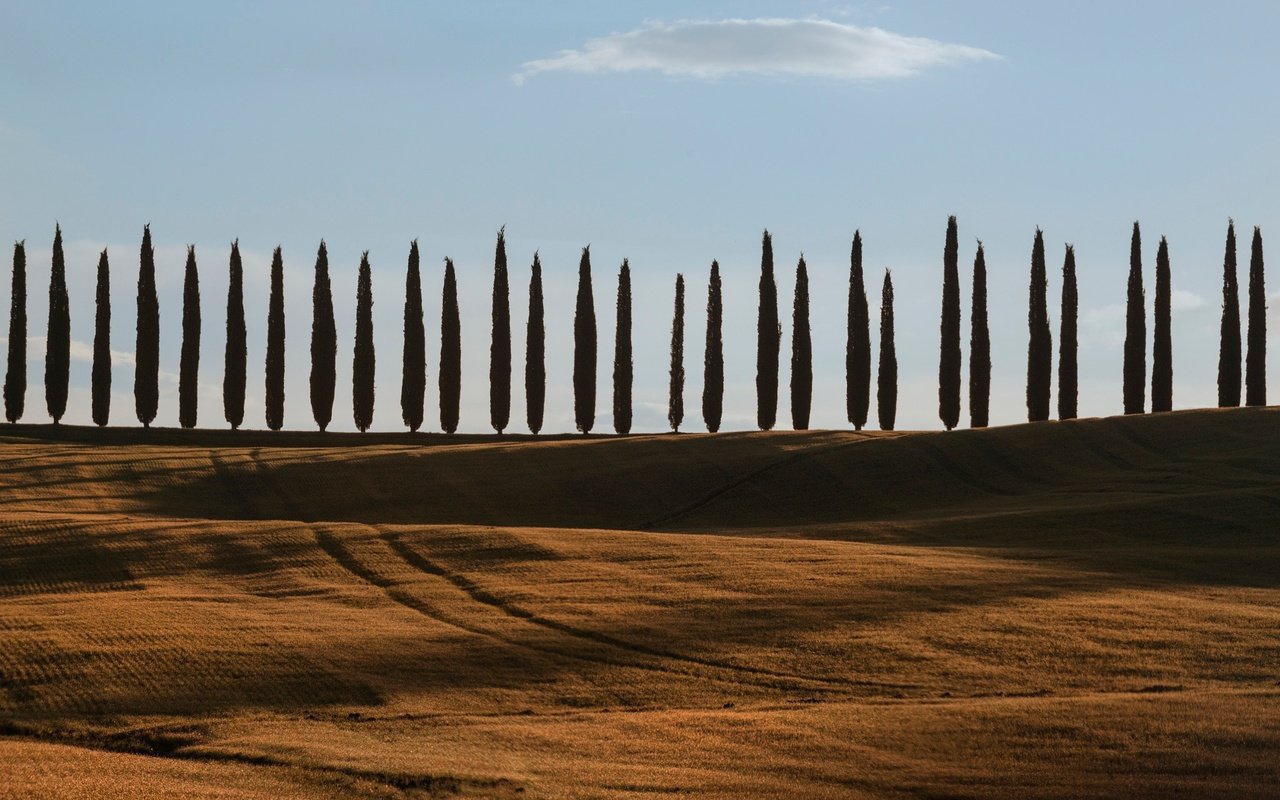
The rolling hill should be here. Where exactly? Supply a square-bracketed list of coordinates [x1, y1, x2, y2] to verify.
[1, 408, 1278, 798]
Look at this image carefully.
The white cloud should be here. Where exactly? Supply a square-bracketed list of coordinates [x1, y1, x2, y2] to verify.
[1171, 289, 1205, 312]
[515, 18, 1001, 84]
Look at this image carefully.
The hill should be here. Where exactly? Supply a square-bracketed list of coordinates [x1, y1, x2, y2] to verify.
[1, 408, 1278, 798]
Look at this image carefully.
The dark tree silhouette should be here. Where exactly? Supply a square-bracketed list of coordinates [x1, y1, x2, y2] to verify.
[264, 246, 286, 431]
[178, 245, 200, 429]
[613, 259, 632, 435]
[401, 240, 425, 432]
[1218, 220, 1241, 408]
[1027, 228, 1053, 422]
[1058, 245, 1078, 421]
[970, 242, 991, 428]
[846, 231, 870, 431]
[440, 257, 461, 434]
[224, 240, 247, 430]
[45, 224, 70, 424]
[526, 253, 545, 434]
[310, 240, 337, 431]
[756, 230, 780, 431]
[878, 270, 897, 431]
[669, 273, 685, 433]
[791, 256, 812, 431]
[490, 229, 511, 434]
[939, 216, 961, 431]
[91, 249, 111, 427]
[5, 242, 27, 423]
[703, 260, 723, 433]
[1123, 222, 1146, 415]
[135, 225, 159, 428]
[1245, 226, 1266, 407]
[353, 251, 376, 432]
[573, 246, 596, 434]
[1152, 236, 1173, 413]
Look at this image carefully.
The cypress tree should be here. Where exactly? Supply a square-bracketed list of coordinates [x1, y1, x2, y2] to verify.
[310, 240, 337, 431]
[1218, 221, 1241, 407]
[91, 249, 111, 427]
[756, 230, 780, 431]
[846, 231, 870, 430]
[1151, 236, 1173, 413]
[791, 256, 812, 430]
[1245, 226, 1267, 406]
[1123, 222, 1146, 415]
[178, 245, 200, 429]
[613, 259, 632, 434]
[224, 241, 247, 430]
[401, 240, 425, 432]
[1058, 245, 1078, 421]
[669, 273, 685, 433]
[135, 225, 159, 428]
[526, 253, 545, 434]
[490, 229, 511, 434]
[4, 242, 26, 423]
[440, 257, 461, 434]
[877, 270, 897, 431]
[353, 251, 376, 432]
[45, 224, 70, 424]
[970, 242, 991, 428]
[939, 216, 961, 431]
[1027, 228, 1053, 422]
[264, 246, 286, 431]
[573, 246, 596, 434]
[703, 260, 724, 433]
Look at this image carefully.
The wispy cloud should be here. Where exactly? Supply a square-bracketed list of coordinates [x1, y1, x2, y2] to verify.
[515, 18, 1000, 84]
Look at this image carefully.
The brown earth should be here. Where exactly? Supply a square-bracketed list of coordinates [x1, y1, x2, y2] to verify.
[1, 407, 1277, 798]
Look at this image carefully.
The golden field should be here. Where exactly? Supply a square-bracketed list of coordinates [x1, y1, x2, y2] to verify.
[1, 408, 1277, 798]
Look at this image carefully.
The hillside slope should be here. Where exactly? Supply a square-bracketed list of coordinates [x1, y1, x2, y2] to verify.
[1, 409, 1277, 798]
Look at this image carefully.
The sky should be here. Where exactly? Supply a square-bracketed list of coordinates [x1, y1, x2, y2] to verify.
[1, 1, 1278, 433]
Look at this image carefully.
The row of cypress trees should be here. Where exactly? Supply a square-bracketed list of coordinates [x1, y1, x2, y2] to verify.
[1, 221, 1267, 432]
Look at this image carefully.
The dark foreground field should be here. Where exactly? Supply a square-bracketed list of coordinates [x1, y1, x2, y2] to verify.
[1, 408, 1278, 798]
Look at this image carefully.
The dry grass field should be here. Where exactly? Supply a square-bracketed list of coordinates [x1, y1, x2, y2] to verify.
[1, 407, 1278, 798]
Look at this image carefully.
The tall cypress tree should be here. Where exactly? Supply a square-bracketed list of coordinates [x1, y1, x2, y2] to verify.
[45, 224, 70, 424]
[178, 245, 200, 429]
[310, 240, 337, 431]
[613, 259, 632, 434]
[1058, 245, 1078, 421]
[1123, 222, 1146, 415]
[970, 242, 991, 428]
[526, 253, 545, 434]
[756, 230, 780, 431]
[791, 256, 812, 430]
[877, 270, 897, 432]
[1218, 221, 1241, 408]
[490, 229, 511, 434]
[939, 216, 961, 431]
[573, 246, 596, 434]
[1245, 226, 1267, 406]
[353, 251, 376, 432]
[135, 225, 159, 428]
[703, 260, 724, 433]
[224, 240, 245, 430]
[440, 257, 461, 434]
[1151, 236, 1173, 413]
[847, 231, 870, 431]
[1027, 228, 1053, 422]
[91, 249, 111, 427]
[669, 273, 685, 433]
[5, 242, 26, 424]
[224, 240, 246, 430]
[401, 240, 425, 432]
[264, 246, 285, 431]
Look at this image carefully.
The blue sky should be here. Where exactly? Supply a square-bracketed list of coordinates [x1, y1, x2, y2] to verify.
[1, 1, 1278, 432]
